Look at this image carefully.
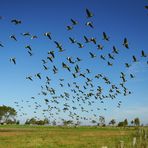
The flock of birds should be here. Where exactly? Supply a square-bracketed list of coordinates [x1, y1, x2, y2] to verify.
[0, 8, 148, 124]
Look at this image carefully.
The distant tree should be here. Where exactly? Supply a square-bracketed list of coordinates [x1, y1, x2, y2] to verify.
[0, 105, 17, 124]
[99, 116, 105, 126]
[25, 118, 49, 125]
[75, 121, 81, 126]
[28, 118, 36, 124]
[16, 120, 20, 125]
[118, 121, 124, 127]
[118, 119, 128, 127]
[123, 119, 128, 126]
[109, 119, 116, 126]
[25, 119, 30, 125]
[36, 120, 45, 125]
[44, 118, 49, 124]
[134, 118, 140, 126]
[63, 120, 73, 126]
[52, 120, 56, 126]
[91, 120, 97, 125]
[131, 120, 134, 126]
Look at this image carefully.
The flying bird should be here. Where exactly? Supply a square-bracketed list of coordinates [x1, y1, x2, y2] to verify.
[97, 44, 103, 50]
[112, 46, 119, 54]
[21, 32, 31, 36]
[35, 73, 41, 79]
[44, 32, 52, 40]
[90, 38, 97, 44]
[132, 56, 138, 62]
[25, 45, 32, 51]
[123, 38, 129, 48]
[89, 52, 96, 58]
[0, 42, 4, 47]
[86, 21, 94, 28]
[125, 63, 131, 68]
[103, 32, 109, 41]
[141, 50, 147, 57]
[10, 58, 16, 64]
[67, 25, 73, 30]
[48, 51, 55, 58]
[28, 51, 33, 56]
[10, 35, 17, 41]
[84, 36, 90, 43]
[69, 37, 76, 43]
[26, 76, 33, 81]
[86, 8, 93, 18]
[130, 74, 135, 79]
[11, 19, 21, 25]
[31, 35, 38, 39]
[71, 19, 78, 25]
[77, 42, 84, 48]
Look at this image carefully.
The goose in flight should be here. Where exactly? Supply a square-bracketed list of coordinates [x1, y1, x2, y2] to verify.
[123, 38, 129, 48]
[10, 57, 16, 64]
[86, 8, 93, 18]
[71, 19, 78, 25]
[132, 55, 138, 62]
[77, 42, 84, 48]
[31, 35, 38, 39]
[108, 53, 114, 60]
[107, 61, 113, 66]
[86, 21, 94, 28]
[100, 55, 105, 60]
[125, 63, 131, 68]
[67, 57, 74, 64]
[48, 51, 55, 58]
[90, 38, 97, 44]
[26, 76, 33, 81]
[44, 32, 52, 40]
[103, 32, 109, 41]
[67, 25, 73, 30]
[25, 45, 32, 51]
[97, 44, 103, 50]
[62, 62, 71, 72]
[112, 46, 119, 54]
[84, 36, 90, 43]
[21, 32, 31, 36]
[141, 50, 147, 57]
[89, 52, 96, 58]
[10, 35, 17, 41]
[42, 59, 47, 64]
[69, 37, 76, 43]
[0, 42, 4, 47]
[35, 73, 41, 79]
[43, 65, 48, 70]
[11, 19, 21, 25]
[28, 51, 33, 56]
[130, 74, 135, 79]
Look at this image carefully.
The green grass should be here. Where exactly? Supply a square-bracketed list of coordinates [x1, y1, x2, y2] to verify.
[0, 125, 142, 148]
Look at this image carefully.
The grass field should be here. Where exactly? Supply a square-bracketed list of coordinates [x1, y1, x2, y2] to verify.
[0, 125, 148, 148]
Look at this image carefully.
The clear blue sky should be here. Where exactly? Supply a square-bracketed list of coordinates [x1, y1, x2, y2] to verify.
[0, 0, 148, 125]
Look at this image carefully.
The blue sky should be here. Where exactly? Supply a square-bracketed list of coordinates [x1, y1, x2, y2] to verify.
[0, 0, 148, 125]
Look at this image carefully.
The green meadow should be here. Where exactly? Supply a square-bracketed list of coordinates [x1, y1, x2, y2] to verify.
[1, 125, 147, 148]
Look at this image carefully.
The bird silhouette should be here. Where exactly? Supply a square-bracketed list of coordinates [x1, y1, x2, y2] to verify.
[123, 38, 129, 48]
[71, 19, 78, 25]
[11, 19, 21, 25]
[44, 32, 52, 40]
[10, 58, 16, 64]
[10, 35, 17, 41]
[86, 8, 93, 18]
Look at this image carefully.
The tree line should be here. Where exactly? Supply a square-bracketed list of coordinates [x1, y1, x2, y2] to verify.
[0, 105, 142, 126]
